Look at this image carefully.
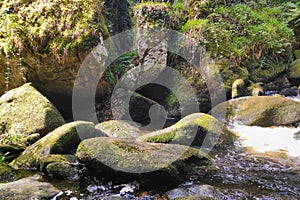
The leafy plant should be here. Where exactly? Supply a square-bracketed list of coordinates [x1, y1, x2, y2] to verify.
[105, 51, 139, 85]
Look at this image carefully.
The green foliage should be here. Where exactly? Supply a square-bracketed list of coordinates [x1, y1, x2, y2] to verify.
[105, 51, 139, 85]
[0, 152, 9, 162]
[134, 1, 188, 29]
[181, 4, 295, 63]
[0, 0, 109, 59]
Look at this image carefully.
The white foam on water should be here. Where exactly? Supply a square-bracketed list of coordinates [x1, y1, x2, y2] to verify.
[286, 95, 300, 102]
[230, 125, 300, 157]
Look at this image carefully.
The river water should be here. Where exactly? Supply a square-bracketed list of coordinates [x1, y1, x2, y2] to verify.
[45, 123, 300, 199]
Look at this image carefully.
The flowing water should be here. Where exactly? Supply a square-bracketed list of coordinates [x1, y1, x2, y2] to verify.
[42, 124, 300, 199]
[2, 95, 300, 199]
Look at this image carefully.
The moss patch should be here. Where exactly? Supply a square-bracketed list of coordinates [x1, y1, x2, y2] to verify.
[211, 96, 300, 126]
[138, 113, 234, 147]
[9, 121, 96, 170]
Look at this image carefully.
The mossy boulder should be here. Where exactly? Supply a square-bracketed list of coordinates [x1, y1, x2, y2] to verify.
[294, 50, 300, 60]
[0, 83, 65, 147]
[288, 59, 300, 84]
[95, 120, 142, 139]
[138, 113, 234, 148]
[0, 175, 61, 200]
[9, 121, 97, 170]
[211, 96, 300, 127]
[0, 0, 110, 97]
[76, 137, 214, 184]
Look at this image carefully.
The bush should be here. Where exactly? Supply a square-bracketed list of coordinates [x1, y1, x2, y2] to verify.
[182, 4, 295, 63]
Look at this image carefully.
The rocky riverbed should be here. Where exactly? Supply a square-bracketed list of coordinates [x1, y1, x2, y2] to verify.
[0, 84, 299, 199]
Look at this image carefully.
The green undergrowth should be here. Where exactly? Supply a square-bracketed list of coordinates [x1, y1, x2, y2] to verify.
[182, 4, 295, 62]
[104, 51, 139, 85]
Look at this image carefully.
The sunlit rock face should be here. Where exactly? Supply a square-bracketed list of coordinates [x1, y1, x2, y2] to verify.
[211, 96, 300, 127]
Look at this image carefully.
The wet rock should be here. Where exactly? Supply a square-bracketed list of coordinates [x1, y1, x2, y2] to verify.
[46, 161, 86, 180]
[167, 184, 217, 200]
[129, 93, 156, 123]
[0, 175, 61, 199]
[76, 137, 214, 185]
[231, 79, 246, 99]
[288, 59, 300, 85]
[0, 83, 65, 148]
[111, 90, 156, 124]
[294, 130, 300, 140]
[9, 121, 97, 170]
[211, 96, 300, 127]
[95, 120, 142, 139]
[280, 86, 298, 97]
[166, 184, 250, 200]
[138, 113, 234, 148]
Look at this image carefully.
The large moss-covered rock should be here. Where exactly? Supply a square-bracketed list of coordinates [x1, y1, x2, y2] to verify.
[138, 113, 233, 148]
[0, 175, 61, 200]
[211, 96, 300, 127]
[95, 120, 142, 139]
[9, 121, 96, 170]
[0, 83, 65, 147]
[0, 0, 110, 97]
[76, 137, 214, 184]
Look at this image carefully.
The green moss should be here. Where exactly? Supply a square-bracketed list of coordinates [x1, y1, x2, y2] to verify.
[181, 3, 295, 84]
[134, 1, 188, 29]
[95, 120, 141, 139]
[133, 2, 170, 10]
[0, 0, 109, 58]
[295, 50, 300, 59]
[181, 19, 208, 32]
[212, 96, 300, 127]
[288, 58, 300, 78]
[9, 121, 96, 170]
[76, 137, 214, 175]
[139, 113, 232, 147]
